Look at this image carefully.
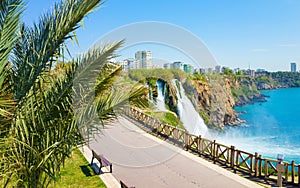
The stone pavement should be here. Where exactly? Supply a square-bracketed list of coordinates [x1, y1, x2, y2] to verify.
[84, 116, 263, 188]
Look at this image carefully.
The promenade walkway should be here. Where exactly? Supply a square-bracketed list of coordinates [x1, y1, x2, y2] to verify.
[89, 116, 262, 188]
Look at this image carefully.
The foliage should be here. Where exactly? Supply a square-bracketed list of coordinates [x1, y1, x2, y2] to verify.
[223, 68, 234, 76]
[128, 68, 189, 83]
[236, 70, 242, 75]
[0, 0, 22, 139]
[254, 72, 300, 88]
[231, 77, 259, 99]
[49, 149, 106, 188]
[254, 75, 276, 87]
[145, 111, 183, 129]
[199, 110, 210, 125]
[192, 72, 207, 82]
[175, 80, 181, 98]
[0, 0, 147, 187]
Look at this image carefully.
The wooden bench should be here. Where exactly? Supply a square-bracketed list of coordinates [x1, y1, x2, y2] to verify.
[120, 180, 135, 188]
[90, 150, 112, 173]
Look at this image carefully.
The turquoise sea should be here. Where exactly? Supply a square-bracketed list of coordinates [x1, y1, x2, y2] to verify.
[215, 87, 300, 164]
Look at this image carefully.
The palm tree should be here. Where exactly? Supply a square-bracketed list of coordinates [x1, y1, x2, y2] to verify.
[0, 0, 147, 187]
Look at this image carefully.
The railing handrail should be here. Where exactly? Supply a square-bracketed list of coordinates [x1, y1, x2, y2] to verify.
[126, 107, 300, 186]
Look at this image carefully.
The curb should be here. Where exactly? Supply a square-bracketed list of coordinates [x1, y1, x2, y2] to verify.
[79, 145, 120, 188]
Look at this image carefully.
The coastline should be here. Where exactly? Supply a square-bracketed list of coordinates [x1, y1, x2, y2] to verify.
[226, 87, 300, 164]
[232, 86, 300, 126]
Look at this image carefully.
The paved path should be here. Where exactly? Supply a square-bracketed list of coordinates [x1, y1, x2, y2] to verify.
[89, 117, 262, 188]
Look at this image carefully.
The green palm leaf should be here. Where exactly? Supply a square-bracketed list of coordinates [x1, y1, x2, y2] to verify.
[0, 0, 22, 138]
[1, 0, 149, 187]
[12, 0, 101, 102]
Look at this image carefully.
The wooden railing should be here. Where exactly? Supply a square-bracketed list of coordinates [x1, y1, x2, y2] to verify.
[125, 107, 300, 187]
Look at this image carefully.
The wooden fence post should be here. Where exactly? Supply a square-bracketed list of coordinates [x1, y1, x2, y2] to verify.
[284, 163, 289, 184]
[184, 132, 188, 150]
[264, 159, 268, 178]
[213, 140, 216, 164]
[235, 150, 240, 168]
[165, 125, 170, 137]
[254, 152, 259, 177]
[292, 160, 295, 184]
[156, 121, 160, 133]
[226, 146, 230, 165]
[230, 146, 235, 168]
[197, 135, 202, 156]
[259, 155, 262, 177]
[174, 128, 178, 140]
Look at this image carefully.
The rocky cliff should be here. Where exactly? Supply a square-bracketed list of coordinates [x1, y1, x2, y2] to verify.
[182, 75, 242, 129]
[231, 76, 266, 106]
[181, 74, 270, 129]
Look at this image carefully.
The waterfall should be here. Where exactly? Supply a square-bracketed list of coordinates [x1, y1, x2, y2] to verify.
[147, 83, 153, 101]
[172, 79, 208, 136]
[155, 80, 168, 112]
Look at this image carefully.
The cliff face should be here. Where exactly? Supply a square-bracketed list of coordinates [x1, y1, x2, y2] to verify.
[231, 76, 266, 106]
[185, 75, 266, 129]
[183, 76, 239, 129]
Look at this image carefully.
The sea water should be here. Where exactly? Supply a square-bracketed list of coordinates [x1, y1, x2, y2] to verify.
[215, 88, 300, 163]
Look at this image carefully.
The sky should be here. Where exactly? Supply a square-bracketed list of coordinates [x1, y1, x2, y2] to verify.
[23, 0, 300, 71]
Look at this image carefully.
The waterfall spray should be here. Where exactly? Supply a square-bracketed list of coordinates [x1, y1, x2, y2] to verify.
[172, 79, 209, 137]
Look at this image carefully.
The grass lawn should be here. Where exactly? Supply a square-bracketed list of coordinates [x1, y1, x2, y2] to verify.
[49, 149, 107, 188]
[145, 111, 184, 129]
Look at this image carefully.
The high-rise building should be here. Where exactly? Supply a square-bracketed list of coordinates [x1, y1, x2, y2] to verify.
[215, 65, 221, 73]
[248, 69, 255, 77]
[163, 63, 171, 69]
[118, 59, 129, 71]
[183, 64, 193, 74]
[173, 61, 183, 70]
[291, 62, 297, 72]
[135, 51, 152, 69]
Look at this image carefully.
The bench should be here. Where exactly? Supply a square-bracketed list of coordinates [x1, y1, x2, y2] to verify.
[90, 150, 112, 174]
[120, 180, 135, 188]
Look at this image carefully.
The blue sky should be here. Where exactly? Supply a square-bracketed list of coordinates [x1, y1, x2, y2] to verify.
[23, 0, 300, 71]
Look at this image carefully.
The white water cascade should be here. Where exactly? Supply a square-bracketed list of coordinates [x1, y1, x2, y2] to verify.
[155, 80, 168, 112]
[172, 79, 209, 137]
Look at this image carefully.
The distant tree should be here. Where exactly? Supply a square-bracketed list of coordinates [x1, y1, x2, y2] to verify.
[236, 70, 242, 75]
[223, 68, 234, 75]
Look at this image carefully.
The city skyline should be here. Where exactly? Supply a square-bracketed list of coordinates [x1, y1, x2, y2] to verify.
[119, 50, 298, 74]
[24, 0, 300, 72]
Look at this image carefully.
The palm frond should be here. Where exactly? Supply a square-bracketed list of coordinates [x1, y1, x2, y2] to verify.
[96, 83, 148, 121]
[73, 41, 123, 111]
[11, 0, 102, 102]
[0, 0, 104, 186]
[0, 0, 23, 79]
[0, 0, 22, 137]
[74, 40, 124, 84]
[2, 69, 82, 186]
[95, 63, 122, 95]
